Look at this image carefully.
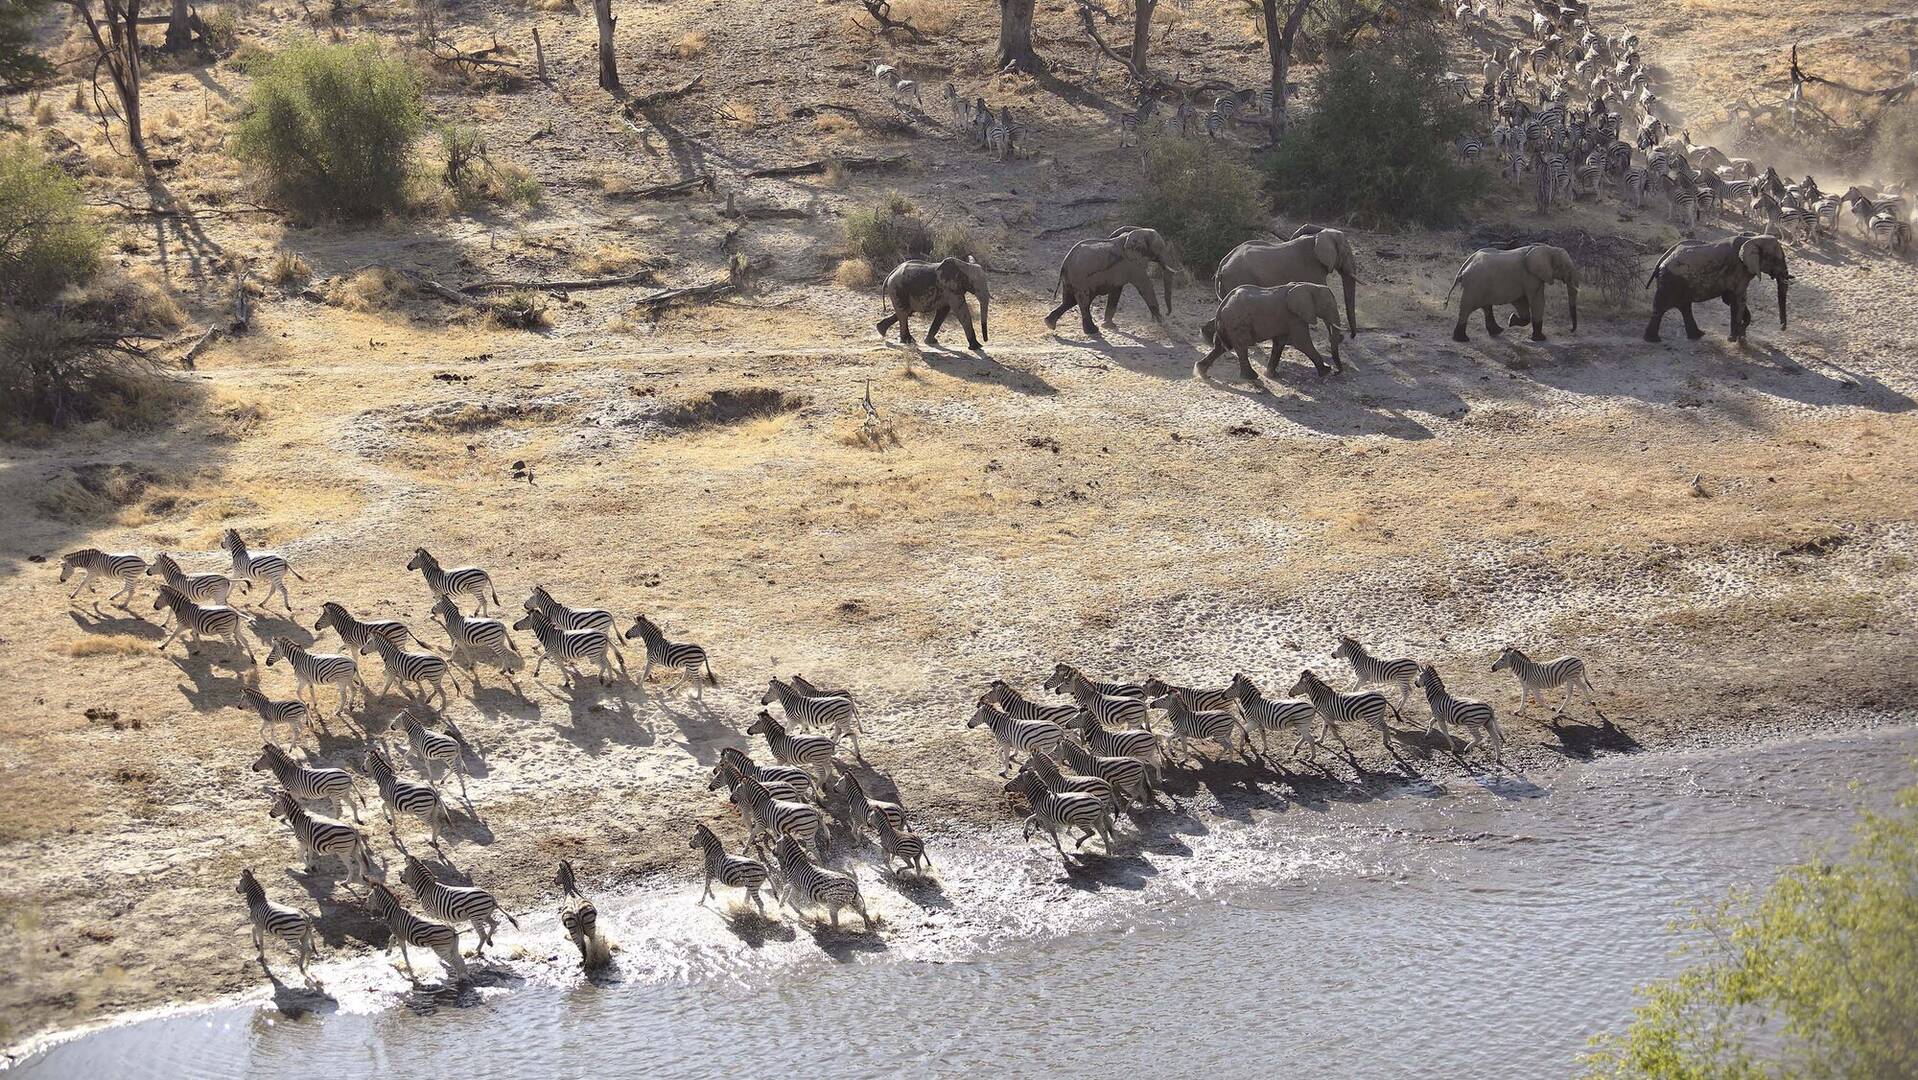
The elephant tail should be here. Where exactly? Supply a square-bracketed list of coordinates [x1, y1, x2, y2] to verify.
[1645, 242, 1683, 289]
[1445, 265, 1467, 300]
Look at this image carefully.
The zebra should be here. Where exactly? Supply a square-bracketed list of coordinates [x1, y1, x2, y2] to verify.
[1778, 202, 1820, 243]
[365, 743, 448, 847]
[745, 711, 840, 783]
[966, 703, 1065, 777]
[729, 774, 826, 857]
[1004, 770, 1113, 858]
[267, 790, 375, 886]
[522, 585, 615, 633]
[762, 677, 859, 756]
[1812, 195, 1844, 235]
[1164, 99, 1197, 138]
[791, 673, 859, 710]
[1490, 645, 1596, 716]
[1670, 182, 1703, 226]
[1457, 134, 1485, 162]
[237, 868, 317, 984]
[874, 814, 930, 875]
[770, 835, 869, 930]
[942, 81, 965, 122]
[1870, 211, 1912, 253]
[266, 636, 363, 717]
[708, 757, 811, 820]
[1141, 676, 1235, 713]
[360, 632, 455, 709]
[512, 610, 619, 686]
[220, 529, 301, 612]
[1044, 662, 1146, 700]
[396, 709, 468, 802]
[401, 855, 518, 952]
[836, 763, 909, 834]
[1227, 673, 1316, 755]
[554, 860, 610, 969]
[366, 881, 466, 982]
[624, 614, 713, 695]
[241, 677, 313, 748]
[314, 601, 416, 654]
[1288, 668, 1402, 757]
[980, 682, 1080, 727]
[1154, 695, 1251, 763]
[59, 549, 147, 604]
[432, 595, 522, 686]
[406, 548, 499, 615]
[1057, 674, 1151, 732]
[715, 745, 820, 805]
[987, 106, 1022, 160]
[1331, 636, 1419, 707]
[1574, 149, 1608, 198]
[152, 584, 252, 660]
[1415, 665, 1503, 761]
[690, 823, 770, 911]
[254, 742, 362, 822]
[1020, 750, 1117, 810]
[1118, 96, 1156, 147]
[146, 553, 232, 607]
[1058, 732, 1158, 808]
[1066, 713, 1162, 771]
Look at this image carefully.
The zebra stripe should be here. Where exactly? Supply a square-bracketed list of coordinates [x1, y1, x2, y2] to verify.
[875, 814, 929, 875]
[407, 548, 499, 615]
[728, 774, 825, 856]
[554, 860, 610, 969]
[361, 633, 454, 709]
[690, 823, 770, 911]
[266, 637, 362, 716]
[1020, 751, 1116, 810]
[1869, 212, 1911, 253]
[401, 855, 517, 951]
[1057, 733, 1157, 808]
[1228, 673, 1319, 760]
[1068, 714, 1161, 769]
[237, 868, 316, 982]
[980, 682, 1080, 727]
[966, 703, 1064, 777]
[1415, 665, 1503, 760]
[152, 584, 252, 660]
[836, 765, 909, 834]
[1141, 676, 1235, 713]
[147, 553, 232, 606]
[267, 790, 374, 885]
[716, 746, 819, 805]
[708, 757, 809, 820]
[367, 882, 466, 981]
[1004, 771, 1113, 857]
[433, 595, 521, 686]
[512, 610, 619, 686]
[762, 677, 858, 755]
[315, 601, 414, 653]
[624, 614, 716, 696]
[1332, 636, 1418, 706]
[746, 711, 840, 779]
[1288, 668, 1402, 757]
[1059, 674, 1151, 731]
[365, 744, 447, 847]
[1043, 663, 1146, 700]
[220, 529, 300, 613]
[60, 549, 147, 604]
[1155, 695, 1251, 763]
[770, 836, 869, 930]
[1491, 646, 1595, 716]
[522, 585, 614, 633]
[242, 684, 312, 748]
[396, 709, 468, 802]
[253, 742, 360, 820]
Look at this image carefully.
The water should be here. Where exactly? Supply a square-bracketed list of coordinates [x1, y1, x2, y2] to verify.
[15, 727, 1915, 1079]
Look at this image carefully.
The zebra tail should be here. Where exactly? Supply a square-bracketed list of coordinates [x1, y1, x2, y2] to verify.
[503, 908, 522, 929]
[704, 660, 718, 687]
[289, 567, 308, 581]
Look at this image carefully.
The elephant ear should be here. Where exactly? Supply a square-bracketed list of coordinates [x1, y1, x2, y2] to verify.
[1285, 286, 1318, 321]
[1522, 245, 1556, 281]
[1313, 230, 1341, 273]
[936, 257, 968, 290]
[1738, 240, 1764, 275]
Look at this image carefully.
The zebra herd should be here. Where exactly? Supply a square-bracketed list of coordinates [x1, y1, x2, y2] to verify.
[1449, 0, 1912, 252]
[967, 640, 1597, 858]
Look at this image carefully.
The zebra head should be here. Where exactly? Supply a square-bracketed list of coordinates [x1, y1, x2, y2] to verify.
[267, 790, 299, 820]
[966, 704, 999, 730]
[406, 548, 435, 573]
[1041, 663, 1076, 692]
[1287, 670, 1323, 699]
[1491, 647, 1523, 673]
[237, 868, 265, 902]
[220, 529, 246, 557]
[554, 859, 580, 894]
[146, 553, 177, 578]
[1414, 665, 1442, 693]
[745, 711, 778, 738]
[1331, 636, 1362, 663]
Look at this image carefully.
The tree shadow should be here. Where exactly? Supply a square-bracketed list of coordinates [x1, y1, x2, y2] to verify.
[166, 652, 249, 712]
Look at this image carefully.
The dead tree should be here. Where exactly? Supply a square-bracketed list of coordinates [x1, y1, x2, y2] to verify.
[1131, 0, 1157, 73]
[996, 0, 1041, 73]
[1261, 0, 1317, 138]
[163, 0, 190, 52]
[593, 0, 619, 91]
[68, 0, 147, 162]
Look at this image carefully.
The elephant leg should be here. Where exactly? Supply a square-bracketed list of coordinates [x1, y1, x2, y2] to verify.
[1236, 346, 1258, 383]
[1045, 288, 1076, 330]
[1525, 287, 1546, 341]
[1452, 303, 1472, 342]
[894, 310, 915, 344]
[954, 302, 983, 351]
[876, 313, 898, 339]
[1287, 327, 1332, 376]
[1484, 306, 1503, 337]
[1101, 288, 1122, 328]
[925, 305, 949, 345]
[1134, 270, 1163, 324]
[1195, 340, 1227, 377]
[1679, 302, 1704, 340]
[1644, 305, 1666, 343]
[1078, 294, 1101, 339]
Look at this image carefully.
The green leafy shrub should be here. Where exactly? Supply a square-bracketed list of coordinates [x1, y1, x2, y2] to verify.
[1264, 29, 1487, 226]
[0, 140, 102, 305]
[1582, 780, 1918, 1079]
[437, 125, 541, 211]
[0, 0, 52, 90]
[1124, 133, 1266, 277]
[232, 39, 426, 220]
[844, 193, 935, 271]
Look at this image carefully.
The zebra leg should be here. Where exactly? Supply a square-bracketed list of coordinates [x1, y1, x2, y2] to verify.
[275, 578, 293, 612]
[110, 577, 135, 605]
[68, 570, 92, 599]
[158, 621, 184, 652]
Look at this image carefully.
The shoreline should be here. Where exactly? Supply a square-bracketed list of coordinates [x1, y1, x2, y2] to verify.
[10, 709, 1915, 1068]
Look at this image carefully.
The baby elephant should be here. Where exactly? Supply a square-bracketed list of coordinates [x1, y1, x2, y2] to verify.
[1197, 282, 1343, 381]
[1448, 243, 1578, 343]
[876, 256, 989, 351]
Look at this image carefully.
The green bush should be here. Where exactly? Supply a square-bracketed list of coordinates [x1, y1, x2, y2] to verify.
[844, 193, 936, 271]
[1582, 780, 1918, 1079]
[1124, 133, 1266, 277]
[1, 0, 52, 90]
[437, 124, 541, 211]
[232, 39, 426, 220]
[1263, 29, 1487, 227]
[0, 140, 102, 306]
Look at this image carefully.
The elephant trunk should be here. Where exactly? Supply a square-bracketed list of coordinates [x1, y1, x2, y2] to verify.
[1160, 264, 1174, 314]
[1339, 271, 1358, 336]
[1565, 280, 1579, 332]
[978, 293, 990, 342]
[1774, 274, 1788, 329]
[1325, 319, 1343, 365]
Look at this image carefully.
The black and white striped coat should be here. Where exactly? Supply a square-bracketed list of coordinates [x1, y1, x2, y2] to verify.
[221, 529, 301, 612]
[1331, 636, 1419, 706]
[267, 790, 375, 885]
[1155, 695, 1251, 763]
[690, 823, 770, 911]
[152, 584, 252, 660]
[1059, 673, 1152, 732]
[60, 549, 147, 604]
[365, 744, 448, 847]
[746, 711, 840, 781]
[433, 595, 522, 685]
[626, 614, 715, 696]
[1415, 665, 1503, 760]
[729, 774, 826, 857]
[1228, 674, 1319, 759]
[254, 742, 361, 821]
[1067, 713, 1161, 770]
[1289, 668, 1402, 756]
[714, 745, 819, 805]
[709, 757, 810, 824]
[1491, 645, 1595, 716]
[1058, 733, 1158, 808]
[401, 855, 518, 951]
[770, 835, 869, 929]
[367, 881, 466, 981]
[874, 814, 930, 875]
[836, 764, 909, 834]
[522, 585, 615, 633]
[512, 610, 620, 686]
[266, 636, 363, 717]
[967, 703, 1065, 777]
[314, 601, 415, 654]
[554, 860, 610, 969]
[407, 548, 499, 615]
[1020, 751, 1116, 811]
[1043, 663, 1146, 700]
[396, 709, 468, 802]
[237, 868, 316, 983]
[1142, 676, 1236, 713]
[762, 677, 859, 756]
[981, 681, 1080, 727]
[242, 683, 313, 749]
[360, 632, 455, 709]
[1004, 770, 1113, 858]
[147, 553, 232, 607]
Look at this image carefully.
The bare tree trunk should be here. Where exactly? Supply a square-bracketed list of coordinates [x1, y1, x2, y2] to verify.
[70, 0, 147, 162]
[163, 0, 191, 51]
[1130, 0, 1156, 73]
[532, 26, 547, 81]
[995, 0, 1041, 73]
[1263, 0, 1313, 140]
[593, 0, 618, 91]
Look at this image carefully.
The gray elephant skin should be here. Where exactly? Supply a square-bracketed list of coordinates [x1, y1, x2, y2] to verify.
[1196, 282, 1344, 381]
[876, 256, 990, 351]
[1044, 226, 1183, 339]
[1644, 234, 1789, 344]
[1204, 226, 1360, 344]
[1448, 244, 1579, 343]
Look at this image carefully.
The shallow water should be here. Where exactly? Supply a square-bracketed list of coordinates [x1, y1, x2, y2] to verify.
[16, 726, 1915, 1079]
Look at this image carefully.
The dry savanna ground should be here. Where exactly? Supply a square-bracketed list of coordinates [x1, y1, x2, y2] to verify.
[2, 0, 1916, 1056]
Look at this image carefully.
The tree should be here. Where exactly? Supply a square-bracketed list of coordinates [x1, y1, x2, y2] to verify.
[1130, 0, 1156, 72]
[1, 0, 54, 90]
[996, 0, 1041, 73]
[593, 0, 618, 90]
[67, 0, 146, 162]
[1261, 0, 1316, 138]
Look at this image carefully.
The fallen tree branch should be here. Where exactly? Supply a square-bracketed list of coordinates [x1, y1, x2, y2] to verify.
[179, 327, 220, 370]
[88, 197, 280, 218]
[856, 0, 927, 40]
[628, 277, 736, 314]
[622, 73, 704, 113]
[429, 34, 521, 70]
[1038, 216, 1109, 238]
[615, 173, 714, 200]
[744, 153, 908, 178]
[460, 268, 661, 294]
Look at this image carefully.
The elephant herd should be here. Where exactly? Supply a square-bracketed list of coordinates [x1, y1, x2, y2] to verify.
[873, 221, 1793, 381]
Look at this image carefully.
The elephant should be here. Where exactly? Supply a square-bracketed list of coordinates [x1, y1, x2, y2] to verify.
[1204, 225, 1360, 343]
[1643, 233, 1789, 344]
[1195, 282, 1344, 381]
[1447, 243, 1579, 342]
[1044, 226, 1183, 339]
[876, 256, 989, 351]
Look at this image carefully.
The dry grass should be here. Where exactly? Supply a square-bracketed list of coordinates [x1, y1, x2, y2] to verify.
[67, 636, 153, 658]
[891, 0, 958, 34]
[813, 112, 858, 137]
[577, 243, 649, 276]
[265, 250, 312, 286]
[34, 464, 169, 523]
[327, 268, 414, 312]
[674, 30, 709, 58]
[656, 388, 808, 430]
[833, 258, 876, 288]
